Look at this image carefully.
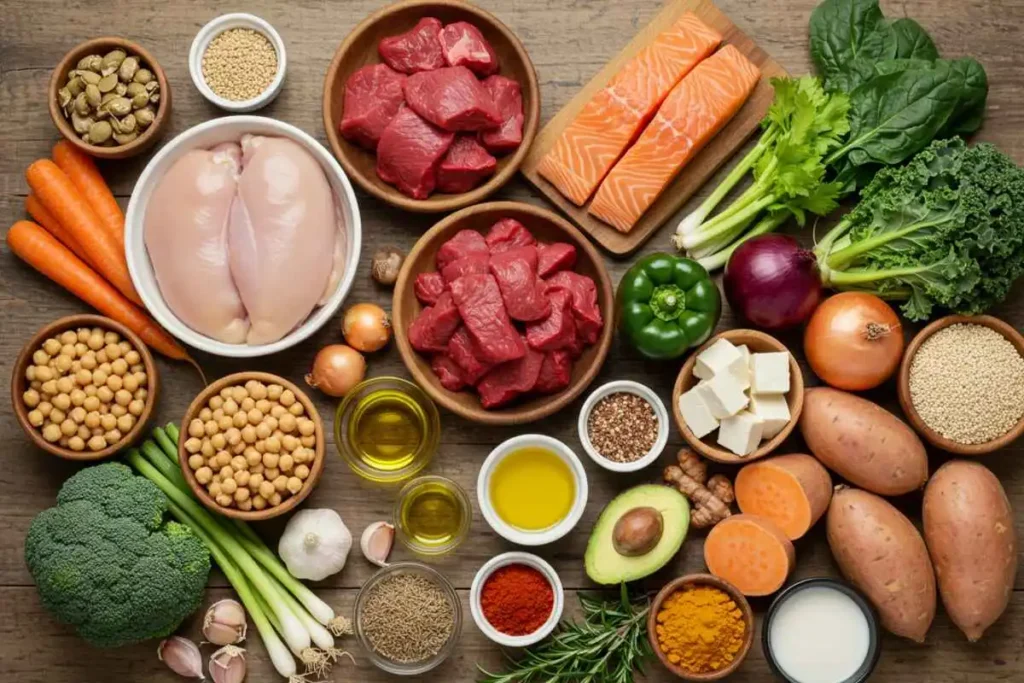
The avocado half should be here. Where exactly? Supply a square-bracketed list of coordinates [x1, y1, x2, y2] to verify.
[585, 484, 690, 585]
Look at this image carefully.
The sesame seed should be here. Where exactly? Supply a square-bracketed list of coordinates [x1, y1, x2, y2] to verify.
[202, 28, 278, 102]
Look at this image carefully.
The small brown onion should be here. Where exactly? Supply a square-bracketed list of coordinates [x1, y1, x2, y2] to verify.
[305, 345, 365, 397]
[371, 247, 404, 286]
[342, 303, 391, 353]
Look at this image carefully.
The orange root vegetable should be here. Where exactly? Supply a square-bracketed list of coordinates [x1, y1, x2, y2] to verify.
[663, 449, 734, 529]
[25, 193, 93, 266]
[52, 140, 125, 248]
[734, 453, 833, 540]
[25, 159, 141, 306]
[703, 514, 795, 596]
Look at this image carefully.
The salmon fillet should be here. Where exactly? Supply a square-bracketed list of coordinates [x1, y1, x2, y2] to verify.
[536, 13, 721, 206]
[589, 45, 761, 232]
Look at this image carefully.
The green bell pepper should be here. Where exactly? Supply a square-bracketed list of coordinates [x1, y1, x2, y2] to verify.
[617, 253, 721, 360]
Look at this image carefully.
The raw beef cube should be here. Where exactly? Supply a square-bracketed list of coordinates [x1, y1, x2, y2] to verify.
[441, 252, 490, 284]
[485, 218, 536, 253]
[534, 350, 573, 394]
[526, 289, 576, 351]
[439, 21, 499, 76]
[414, 272, 446, 306]
[431, 354, 467, 391]
[447, 326, 494, 385]
[480, 75, 524, 154]
[449, 274, 525, 363]
[377, 106, 455, 199]
[404, 66, 502, 131]
[544, 271, 603, 344]
[378, 17, 446, 73]
[436, 229, 489, 270]
[537, 242, 577, 277]
[489, 246, 551, 322]
[339, 64, 407, 150]
[408, 291, 461, 352]
[437, 135, 497, 194]
[477, 342, 544, 409]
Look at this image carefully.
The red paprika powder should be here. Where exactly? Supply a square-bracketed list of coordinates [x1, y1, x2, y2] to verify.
[480, 563, 554, 635]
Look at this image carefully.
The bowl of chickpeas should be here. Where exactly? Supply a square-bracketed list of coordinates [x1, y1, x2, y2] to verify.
[11, 314, 158, 460]
[179, 371, 325, 520]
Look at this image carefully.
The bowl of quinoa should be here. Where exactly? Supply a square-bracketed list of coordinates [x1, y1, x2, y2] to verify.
[578, 380, 670, 472]
[189, 13, 286, 112]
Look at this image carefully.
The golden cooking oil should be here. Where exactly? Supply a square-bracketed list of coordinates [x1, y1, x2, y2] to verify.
[395, 476, 471, 554]
[489, 446, 575, 531]
[348, 388, 429, 472]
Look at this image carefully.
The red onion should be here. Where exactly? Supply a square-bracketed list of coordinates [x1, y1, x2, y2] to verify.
[724, 235, 822, 330]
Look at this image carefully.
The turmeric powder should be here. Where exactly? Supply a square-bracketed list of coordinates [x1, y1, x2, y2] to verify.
[654, 584, 746, 674]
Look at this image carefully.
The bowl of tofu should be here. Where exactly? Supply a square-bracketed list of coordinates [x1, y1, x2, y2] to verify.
[672, 329, 803, 464]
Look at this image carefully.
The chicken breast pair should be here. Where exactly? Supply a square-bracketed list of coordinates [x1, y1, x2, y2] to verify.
[145, 135, 346, 345]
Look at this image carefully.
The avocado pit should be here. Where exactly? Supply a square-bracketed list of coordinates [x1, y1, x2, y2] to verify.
[612, 506, 664, 556]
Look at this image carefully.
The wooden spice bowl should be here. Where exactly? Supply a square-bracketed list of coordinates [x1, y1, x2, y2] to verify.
[672, 329, 804, 464]
[648, 573, 755, 681]
[11, 314, 159, 461]
[321, 0, 540, 213]
[178, 372, 325, 521]
[897, 314, 1024, 455]
[49, 36, 171, 160]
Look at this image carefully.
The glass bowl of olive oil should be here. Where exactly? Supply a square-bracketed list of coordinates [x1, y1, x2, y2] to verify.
[335, 376, 440, 483]
[394, 475, 472, 556]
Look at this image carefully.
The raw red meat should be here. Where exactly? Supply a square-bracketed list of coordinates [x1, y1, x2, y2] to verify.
[449, 274, 525, 363]
[485, 218, 535, 253]
[436, 135, 497, 194]
[544, 271, 603, 344]
[525, 289, 576, 351]
[378, 18, 446, 73]
[489, 246, 551, 322]
[439, 22, 499, 76]
[477, 342, 544, 408]
[414, 272, 446, 306]
[537, 242, 577, 277]
[408, 291, 461, 353]
[447, 326, 493, 385]
[435, 229, 489, 271]
[534, 350, 573, 394]
[431, 354, 467, 391]
[440, 252, 489, 284]
[404, 66, 502, 132]
[377, 106, 455, 199]
[480, 75, 524, 154]
[339, 64, 406, 150]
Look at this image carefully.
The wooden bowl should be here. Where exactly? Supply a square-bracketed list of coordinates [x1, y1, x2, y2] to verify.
[898, 314, 1024, 455]
[322, 0, 540, 213]
[49, 37, 171, 160]
[392, 201, 614, 425]
[672, 329, 804, 464]
[648, 573, 755, 681]
[11, 314, 159, 460]
[179, 372, 326, 521]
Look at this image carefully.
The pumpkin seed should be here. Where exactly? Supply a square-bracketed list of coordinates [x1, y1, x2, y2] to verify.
[135, 106, 155, 129]
[87, 120, 112, 144]
[118, 56, 139, 82]
[149, 93, 161, 105]
[84, 83, 101, 108]
[106, 97, 132, 116]
[58, 88, 72, 110]
[74, 92, 90, 115]
[98, 73, 118, 93]
[101, 49, 126, 76]
[67, 76, 84, 96]
[71, 111, 94, 134]
[144, 79, 159, 93]
[79, 70, 101, 85]
[113, 130, 138, 145]
[133, 68, 153, 85]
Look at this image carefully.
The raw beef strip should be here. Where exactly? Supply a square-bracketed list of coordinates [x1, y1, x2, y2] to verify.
[526, 289, 576, 351]
[449, 274, 525, 363]
[436, 135, 497, 193]
[339, 64, 406, 150]
[378, 17, 446, 73]
[534, 350, 573, 394]
[489, 246, 551, 322]
[447, 326, 494, 385]
[485, 218, 535, 253]
[431, 354, 467, 391]
[404, 66, 502, 131]
[408, 291, 461, 352]
[477, 342, 544, 408]
[544, 271, 603, 344]
[435, 229, 489, 270]
[439, 21, 499, 76]
[414, 272, 446, 305]
[480, 75, 524, 154]
[537, 242, 577, 277]
[376, 106, 455, 199]
[440, 252, 489, 284]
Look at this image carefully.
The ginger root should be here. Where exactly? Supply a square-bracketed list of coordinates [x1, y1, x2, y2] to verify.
[663, 449, 734, 529]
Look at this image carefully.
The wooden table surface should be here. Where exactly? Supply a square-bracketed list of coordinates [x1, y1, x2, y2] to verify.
[2, 1, 1022, 681]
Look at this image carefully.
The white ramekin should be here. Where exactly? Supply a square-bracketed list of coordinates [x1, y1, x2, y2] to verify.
[470, 551, 565, 647]
[577, 380, 670, 472]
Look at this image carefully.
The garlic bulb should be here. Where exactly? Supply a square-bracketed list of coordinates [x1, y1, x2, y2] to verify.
[360, 521, 394, 567]
[203, 599, 247, 645]
[278, 508, 352, 581]
[158, 636, 204, 679]
[209, 645, 246, 683]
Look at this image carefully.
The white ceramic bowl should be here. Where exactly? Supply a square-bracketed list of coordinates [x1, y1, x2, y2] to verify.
[477, 434, 588, 546]
[189, 13, 286, 112]
[470, 552, 564, 647]
[124, 116, 362, 358]
[577, 380, 670, 472]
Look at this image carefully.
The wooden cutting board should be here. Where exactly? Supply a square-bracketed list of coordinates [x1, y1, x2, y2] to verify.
[520, 0, 788, 257]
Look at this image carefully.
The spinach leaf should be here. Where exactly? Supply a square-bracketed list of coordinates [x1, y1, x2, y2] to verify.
[943, 57, 988, 135]
[890, 18, 939, 61]
[810, 0, 894, 91]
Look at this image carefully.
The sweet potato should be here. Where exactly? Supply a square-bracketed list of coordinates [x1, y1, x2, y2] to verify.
[800, 387, 928, 496]
[735, 454, 833, 540]
[704, 514, 795, 596]
[923, 460, 1018, 642]
[827, 486, 936, 642]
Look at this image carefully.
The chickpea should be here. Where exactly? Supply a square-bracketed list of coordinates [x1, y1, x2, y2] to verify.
[40, 423, 60, 443]
[270, 405, 287, 419]
[254, 440, 266, 454]
[264, 436, 283, 455]
[209, 481, 223, 497]
[301, 435, 317, 448]
[217, 415, 233, 432]
[209, 395, 224, 411]
[234, 487, 251, 503]
[23, 389, 40, 408]
[237, 497, 253, 512]
[241, 424, 257, 444]
[298, 418, 315, 437]
[201, 440, 216, 458]
[56, 376, 75, 394]
[219, 387, 233, 400]
[220, 398, 238, 417]
[50, 408, 66, 424]
[25, 366, 36, 382]
[245, 448, 262, 467]
[69, 388, 86, 407]
[124, 350, 141, 365]
[286, 477, 304, 495]
[80, 354, 97, 371]
[232, 441, 246, 455]
[104, 429, 122, 444]
[220, 464, 235, 480]
[60, 331, 78, 346]
[41, 380, 59, 396]
[279, 389, 295, 407]
[37, 364, 58, 383]
[262, 452, 280, 469]
[188, 419, 205, 438]
[68, 436, 86, 452]
[122, 374, 139, 393]
[84, 384, 98, 397]
[258, 481, 276, 499]
[231, 386, 248, 403]
[231, 455, 248, 472]
[106, 374, 123, 392]
[88, 435, 107, 451]
[288, 402, 305, 417]
[278, 413, 298, 434]
[215, 494, 233, 508]
[188, 454, 205, 470]
[241, 397, 256, 412]
[52, 393, 72, 411]
[97, 386, 114, 403]
[28, 409, 45, 427]
[69, 407, 87, 424]
[84, 412, 102, 430]
[251, 463, 264, 476]
[278, 453, 294, 472]
[57, 355, 74, 373]
[249, 473, 264, 490]
[105, 343, 123, 361]
[128, 399, 145, 417]
[225, 427, 242, 446]
[235, 470, 250, 488]
[264, 416, 279, 433]
[86, 333, 104, 351]
[117, 414, 135, 433]
[77, 424, 91, 439]
[43, 338, 62, 355]
[281, 435, 299, 452]
[232, 412, 248, 429]
[59, 419, 77, 437]
[199, 407, 213, 422]
[100, 414, 117, 432]
[33, 349, 51, 366]
[271, 475, 288, 493]
[103, 331, 119, 345]
[91, 368, 108, 387]
[110, 358, 128, 376]
[215, 451, 232, 469]
[76, 343, 92, 358]
[60, 344, 76, 358]
[251, 382, 269, 400]
[255, 422, 272, 440]
[252, 495, 267, 511]
[221, 478, 238, 495]
[38, 401, 53, 417]
[255, 398, 272, 415]
[269, 492, 282, 507]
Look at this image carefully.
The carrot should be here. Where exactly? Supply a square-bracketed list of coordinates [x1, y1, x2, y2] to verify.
[52, 140, 125, 248]
[734, 454, 833, 540]
[25, 159, 142, 306]
[25, 193, 94, 267]
[703, 514, 795, 596]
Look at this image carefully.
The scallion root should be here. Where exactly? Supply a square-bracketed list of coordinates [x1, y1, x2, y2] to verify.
[327, 615, 353, 636]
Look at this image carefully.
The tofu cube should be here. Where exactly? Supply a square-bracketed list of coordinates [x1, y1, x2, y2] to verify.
[751, 352, 791, 394]
[717, 410, 765, 456]
[750, 392, 791, 439]
[678, 387, 719, 439]
[729, 346, 751, 390]
[696, 372, 749, 419]
[694, 339, 743, 381]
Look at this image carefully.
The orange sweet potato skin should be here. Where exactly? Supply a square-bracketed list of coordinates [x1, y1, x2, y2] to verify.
[827, 486, 936, 643]
[800, 387, 928, 496]
[923, 460, 1018, 642]
[735, 453, 833, 540]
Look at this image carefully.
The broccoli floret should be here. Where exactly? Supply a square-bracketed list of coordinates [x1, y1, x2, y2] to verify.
[24, 463, 210, 648]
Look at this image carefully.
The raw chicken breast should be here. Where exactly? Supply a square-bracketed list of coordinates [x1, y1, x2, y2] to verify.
[144, 144, 249, 343]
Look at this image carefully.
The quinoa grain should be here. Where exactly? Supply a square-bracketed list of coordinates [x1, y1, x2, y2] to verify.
[202, 28, 278, 102]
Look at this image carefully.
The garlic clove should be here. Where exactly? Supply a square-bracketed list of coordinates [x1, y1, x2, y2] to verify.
[360, 521, 394, 567]
[203, 598, 248, 646]
[209, 645, 246, 683]
[158, 636, 205, 679]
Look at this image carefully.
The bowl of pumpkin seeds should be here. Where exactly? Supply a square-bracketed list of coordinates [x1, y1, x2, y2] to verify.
[49, 37, 171, 159]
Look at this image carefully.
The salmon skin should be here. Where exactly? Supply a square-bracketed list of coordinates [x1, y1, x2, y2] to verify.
[589, 45, 761, 233]
[536, 12, 721, 206]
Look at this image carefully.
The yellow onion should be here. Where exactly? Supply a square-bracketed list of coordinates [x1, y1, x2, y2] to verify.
[305, 345, 365, 397]
[342, 303, 391, 353]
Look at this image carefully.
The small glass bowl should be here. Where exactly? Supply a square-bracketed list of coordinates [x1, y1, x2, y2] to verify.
[354, 562, 463, 676]
[394, 475, 473, 556]
[334, 376, 440, 483]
